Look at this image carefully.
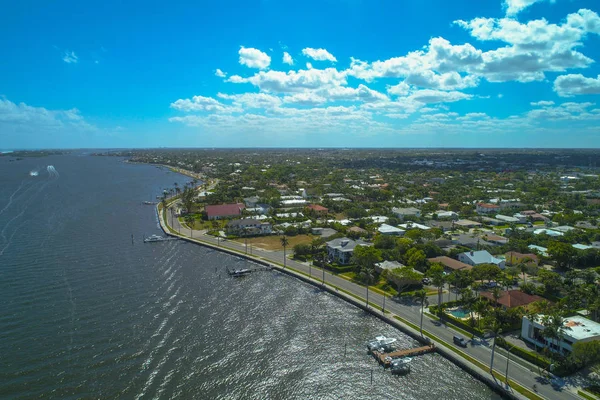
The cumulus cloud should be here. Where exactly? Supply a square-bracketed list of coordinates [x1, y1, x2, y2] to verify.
[229, 67, 347, 93]
[215, 69, 227, 78]
[63, 51, 78, 63]
[238, 46, 271, 69]
[283, 52, 294, 65]
[217, 92, 282, 109]
[407, 89, 473, 104]
[554, 74, 600, 97]
[454, 9, 600, 82]
[531, 100, 555, 106]
[503, 0, 553, 17]
[0, 98, 105, 148]
[170, 95, 241, 113]
[302, 48, 337, 62]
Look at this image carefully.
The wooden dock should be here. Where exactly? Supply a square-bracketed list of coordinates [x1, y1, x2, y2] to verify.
[372, 344, 436, 367]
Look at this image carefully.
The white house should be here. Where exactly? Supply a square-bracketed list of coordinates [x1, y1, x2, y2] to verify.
[226, 219, 273, 236]
[458, 250, 506, 269]
[392, 207, 421, 220]
[326, 237, 370, 265]
[399, 222, 431, 230]
[521, 315, 600, 354]
[378, 224, 405, 236]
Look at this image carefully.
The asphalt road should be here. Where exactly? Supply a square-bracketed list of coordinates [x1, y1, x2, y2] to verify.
[165, 209, 582, 400]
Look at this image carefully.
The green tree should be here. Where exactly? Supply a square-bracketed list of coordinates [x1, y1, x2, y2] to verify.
[406, 247, 427, 271]
[293, 243, 311, 258]
[547, 241, 577, 270]
[352, 246, 382, 281]
[427, 263, 445, 309]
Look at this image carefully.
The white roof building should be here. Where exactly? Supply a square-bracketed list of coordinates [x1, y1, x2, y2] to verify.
[399, 222, 431, 230]
[370, 216, 389, 224]
[533, 228, 564, 237]
[378, 224, 405, 236]
[522, 315, 600, 354]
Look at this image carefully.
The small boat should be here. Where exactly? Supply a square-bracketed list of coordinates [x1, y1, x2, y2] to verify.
[229, 268, 252, 277]
[391, 359, 411, 375]
[143, 201, 157, 205]
[367, 336, 398, 351]
[29, 170, 39, 177]
[144, 234, 168, 243]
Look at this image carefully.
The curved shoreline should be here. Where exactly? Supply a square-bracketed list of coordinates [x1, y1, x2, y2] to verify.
[156, 202, 530, 400]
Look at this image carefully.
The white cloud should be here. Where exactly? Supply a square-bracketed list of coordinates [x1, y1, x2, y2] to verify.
[302, 48, 337, 62]
[230, 67, 347, 93]
[530, 100, 555, 107]
[226, 75, 246, 83]
[238, 46, 271, 69]
[215, 69, 227, 78]
[554, 74, 600, 97]
[283, 52, 294, 65]
[454, 10, 600, 82]
[0, 98, 99, 147]
[503, 0, 553, 17]
[282, 92, 327, 106]
[527, 101, 597, 120]
[387, 82, 411, 96]
[218, 92, 282, 109]
[63, 51, 78, 64]
[170, 95, 241, 113]
[407, 89, 472, 104]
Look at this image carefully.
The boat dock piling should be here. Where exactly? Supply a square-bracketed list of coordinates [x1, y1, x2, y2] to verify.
[371, 344, 436, 367]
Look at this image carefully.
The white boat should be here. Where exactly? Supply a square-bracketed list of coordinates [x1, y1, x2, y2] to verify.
[29, 170, 39, 177]
[144, 234, 165, 243]
[367, 335, 398, 351]
[391, 358, 412, 375]
[229, 268, 252, 277]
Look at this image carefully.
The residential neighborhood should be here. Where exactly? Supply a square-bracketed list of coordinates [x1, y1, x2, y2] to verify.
[123, 148, 600, 396]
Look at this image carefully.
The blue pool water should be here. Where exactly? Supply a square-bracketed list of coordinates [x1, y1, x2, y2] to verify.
[448, 308, 470, 318]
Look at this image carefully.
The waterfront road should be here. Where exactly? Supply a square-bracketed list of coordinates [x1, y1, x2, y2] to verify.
[165, 210, 582, 400]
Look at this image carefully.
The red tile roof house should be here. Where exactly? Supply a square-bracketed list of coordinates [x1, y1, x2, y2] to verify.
[480, 290, 544, 310]
[476, 203, 501, 214]
[428, 256, 472, 272]
[306, 204, 329, 216]
[205, 203, 245, 220]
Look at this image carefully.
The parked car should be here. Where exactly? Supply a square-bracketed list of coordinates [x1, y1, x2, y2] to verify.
[422, 278, 431, 285]
[453, 335, 468, 348]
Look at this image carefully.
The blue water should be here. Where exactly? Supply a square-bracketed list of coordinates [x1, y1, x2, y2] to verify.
[448, 308, 470, 319]
[0, 154, 497, 399]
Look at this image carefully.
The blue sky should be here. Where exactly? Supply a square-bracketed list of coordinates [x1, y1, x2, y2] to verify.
[1, 0, 600, 148]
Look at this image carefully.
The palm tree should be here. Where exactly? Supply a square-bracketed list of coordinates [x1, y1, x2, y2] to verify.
[518, 263, 528, 285]
[280, 235, 289, 268]
[185, 215, 194, 238]
[541, 313, 565, 364]
[473, 298, 489, 330]
[485, 317, 504, 373]
[414, 289, 429, 336]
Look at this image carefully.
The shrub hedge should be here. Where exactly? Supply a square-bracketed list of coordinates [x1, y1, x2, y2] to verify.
[495, 336, 551, 370]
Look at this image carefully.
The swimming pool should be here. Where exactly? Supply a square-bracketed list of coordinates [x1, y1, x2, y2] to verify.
[447, 308, 470, 319]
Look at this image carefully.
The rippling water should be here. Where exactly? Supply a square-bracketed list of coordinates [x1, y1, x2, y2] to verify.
[0, 155, 499, 399]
